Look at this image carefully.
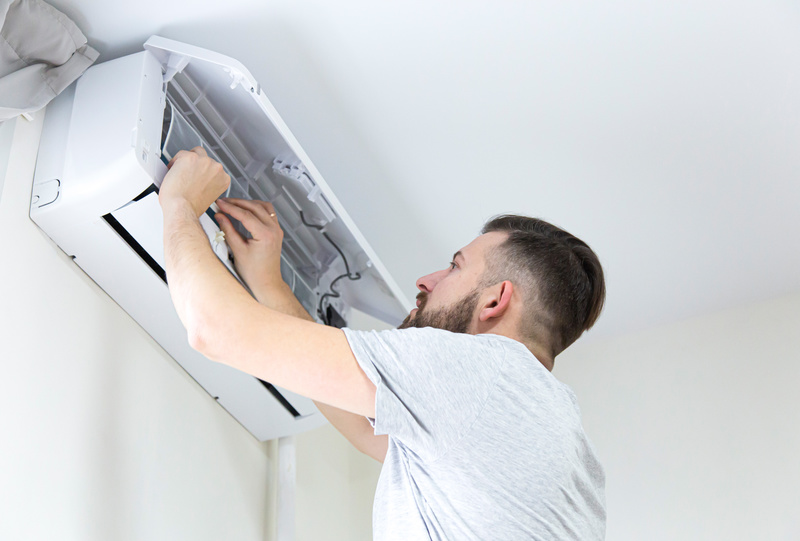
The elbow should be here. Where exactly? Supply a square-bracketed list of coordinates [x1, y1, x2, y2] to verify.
[186, 322, 207, 355]
[181, 290, 257, 363]
[185, 311, 217, 360]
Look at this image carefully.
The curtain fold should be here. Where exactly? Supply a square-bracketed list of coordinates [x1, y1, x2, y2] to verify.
[0, 0, 97, 121]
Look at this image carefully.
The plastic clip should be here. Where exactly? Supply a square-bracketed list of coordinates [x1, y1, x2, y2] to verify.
[163, 54, 190, 85]
[224, 67, 246, 90]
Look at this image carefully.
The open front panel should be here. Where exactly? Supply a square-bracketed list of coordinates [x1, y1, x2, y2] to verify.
[151, 46, 408, 326]
[162, 66, 344, 324]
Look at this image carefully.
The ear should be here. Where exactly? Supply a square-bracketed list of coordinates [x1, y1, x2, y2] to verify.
[478, 280, 514, 322]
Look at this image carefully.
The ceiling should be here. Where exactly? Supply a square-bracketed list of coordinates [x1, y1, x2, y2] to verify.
[47, 0, 800, 341]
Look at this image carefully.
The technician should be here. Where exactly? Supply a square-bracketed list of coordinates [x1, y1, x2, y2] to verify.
[159, 147, 607, 540]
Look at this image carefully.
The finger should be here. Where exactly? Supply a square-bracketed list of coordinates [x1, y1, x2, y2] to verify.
[216, 199, 271, 237]
[166, 149, 190, 170]
[218, 197, 277, 225]
[262, 201, 278, 220]
[215, 213, 247, 252]
[191, 146, 208, 157]
[220, 197, 276, 223]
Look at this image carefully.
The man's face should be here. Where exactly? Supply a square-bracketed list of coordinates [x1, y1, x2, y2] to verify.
[397, 288, 481, 334]
[398, 232, 507, 334]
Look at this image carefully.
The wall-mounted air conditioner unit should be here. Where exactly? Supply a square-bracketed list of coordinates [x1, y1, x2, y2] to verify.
[30, 36, 410, 441]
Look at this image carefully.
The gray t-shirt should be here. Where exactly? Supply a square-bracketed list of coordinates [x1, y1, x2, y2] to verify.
[342, 327, 605, 541]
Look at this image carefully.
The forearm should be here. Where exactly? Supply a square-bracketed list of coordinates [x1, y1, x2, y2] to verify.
[245, 264, 385, 458]
[162, 198, 376, 418]
[313, 400, 387, 463]
[162, 199, 258, 347]
[157, 151, 376, 418]
[250, 281, 315, 323]
[248, 271, 385, 459]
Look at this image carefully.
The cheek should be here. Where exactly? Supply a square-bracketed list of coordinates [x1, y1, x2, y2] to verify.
[430, 281, 460, 307]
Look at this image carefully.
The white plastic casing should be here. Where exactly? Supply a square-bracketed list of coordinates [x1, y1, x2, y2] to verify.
[30, 37, 411, 441]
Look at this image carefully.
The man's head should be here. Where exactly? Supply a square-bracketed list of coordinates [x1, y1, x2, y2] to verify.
[398, 231, 505, 335]
[399, 216, 605, 364]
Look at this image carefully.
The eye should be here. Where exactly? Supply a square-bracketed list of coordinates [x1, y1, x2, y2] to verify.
[448, 261, 457, 270]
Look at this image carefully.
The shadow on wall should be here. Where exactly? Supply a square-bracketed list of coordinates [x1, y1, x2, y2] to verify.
[0, 119, 16, 202]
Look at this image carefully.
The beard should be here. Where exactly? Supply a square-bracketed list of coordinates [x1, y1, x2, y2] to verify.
[398, 289, 481, 334]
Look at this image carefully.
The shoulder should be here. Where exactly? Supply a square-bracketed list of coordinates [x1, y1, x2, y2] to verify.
[344, 327, 511, 358]
[342, 328, 515, 386]
[476, 334, 579, 402]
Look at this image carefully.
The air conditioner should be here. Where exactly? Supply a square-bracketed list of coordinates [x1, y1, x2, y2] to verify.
[30, 36, 410, 441]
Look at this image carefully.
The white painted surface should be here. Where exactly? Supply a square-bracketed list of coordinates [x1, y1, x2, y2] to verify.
[1, 111, 274, 541]
[43, 0, 800, 342]
[276, 436, 296, 541]
[556, 292, 800, 540]
[0, 118, 15, 201]
[295, 425, 382, 541]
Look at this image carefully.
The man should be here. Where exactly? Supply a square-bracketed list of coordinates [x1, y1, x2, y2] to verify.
[160, 147, 606, 540]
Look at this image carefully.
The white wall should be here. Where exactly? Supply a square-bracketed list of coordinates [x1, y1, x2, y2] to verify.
[0, 112, 276, 540]
[295, 425, 381, 541]
[557, 292, 800, 540]
[293, 309, 389, 541]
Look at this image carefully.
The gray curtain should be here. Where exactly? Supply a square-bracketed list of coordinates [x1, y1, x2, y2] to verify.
[0, 0, 97, 121]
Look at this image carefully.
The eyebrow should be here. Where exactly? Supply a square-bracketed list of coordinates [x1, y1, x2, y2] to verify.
[452, 251, 464, 263]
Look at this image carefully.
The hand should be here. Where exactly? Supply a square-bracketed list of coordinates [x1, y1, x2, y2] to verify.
[159, 147, 230, 217]
[215, 198, 286, 300]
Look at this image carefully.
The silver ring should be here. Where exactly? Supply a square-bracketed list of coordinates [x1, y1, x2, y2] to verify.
[269, 213, 276, 218]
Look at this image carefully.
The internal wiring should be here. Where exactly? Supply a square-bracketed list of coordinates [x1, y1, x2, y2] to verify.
[299, 211, 361, 324]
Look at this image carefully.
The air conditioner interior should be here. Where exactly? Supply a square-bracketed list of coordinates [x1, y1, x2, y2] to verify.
[159, 66, 359, 326]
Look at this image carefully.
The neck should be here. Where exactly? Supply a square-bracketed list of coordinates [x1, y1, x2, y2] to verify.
[526, 343, 554, 371]
[472, 324, 555, 371]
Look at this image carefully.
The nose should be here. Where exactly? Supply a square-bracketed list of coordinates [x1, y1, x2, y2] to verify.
[416, 268, 447, 293]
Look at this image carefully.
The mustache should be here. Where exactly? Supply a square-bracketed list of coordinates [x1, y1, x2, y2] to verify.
[416, 292, 428, 308]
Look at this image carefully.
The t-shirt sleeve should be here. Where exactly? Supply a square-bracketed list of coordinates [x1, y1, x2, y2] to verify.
[342, 327, 504, 462]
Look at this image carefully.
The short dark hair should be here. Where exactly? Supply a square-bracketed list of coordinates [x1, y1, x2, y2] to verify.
[481, 215, 605, 357]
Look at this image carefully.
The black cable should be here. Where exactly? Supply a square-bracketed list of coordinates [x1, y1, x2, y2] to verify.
[299, 211, 362, 324]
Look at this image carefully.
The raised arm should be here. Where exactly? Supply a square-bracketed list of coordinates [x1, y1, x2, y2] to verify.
[214, 196, 387, 463]
[158, 148, 376, 418]
[159, 148, 386, 461]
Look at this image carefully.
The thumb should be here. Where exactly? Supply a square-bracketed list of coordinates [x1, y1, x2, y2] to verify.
[216, 213, 246, 253]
